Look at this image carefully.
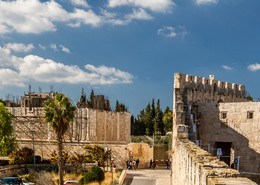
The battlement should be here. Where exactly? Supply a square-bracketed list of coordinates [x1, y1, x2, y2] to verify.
[174, 73, 246, 97]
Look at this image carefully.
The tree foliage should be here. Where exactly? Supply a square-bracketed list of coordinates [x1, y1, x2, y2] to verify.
[69, 152, 86, 173]
[50, 150, 69, 165]
[131, 99, 173, 136]
[115, 100, 128, 112]
[44, 93, 75, 185]
[77, 88, 87, 108]
[9, 147, 34, 165]
[163, 106, 173, 133]
[84, 145, 107, 164]
[0, 102, 16, 156]
[80, 165, 104, 185]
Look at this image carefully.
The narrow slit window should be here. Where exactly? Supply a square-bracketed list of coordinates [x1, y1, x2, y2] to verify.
[221, 112, 227, 119]
[247, 111, 254, 119]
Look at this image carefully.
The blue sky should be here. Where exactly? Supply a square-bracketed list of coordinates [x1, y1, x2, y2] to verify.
[0, 0, 260, 115]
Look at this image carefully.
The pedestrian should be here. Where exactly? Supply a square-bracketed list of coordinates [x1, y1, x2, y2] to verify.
[165, 160, 169, 169]
[133, 160, 136, 170]
[149, 159, 153, 169]
[129, 160, 132, 170]
[153, 160, 156, 169]
[126, 160, 129, 169]
[136, 158, 139, 169]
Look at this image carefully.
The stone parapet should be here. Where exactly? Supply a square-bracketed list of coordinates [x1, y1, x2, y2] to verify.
[172, 139, 256, 185]
[174, 73, 246, 101]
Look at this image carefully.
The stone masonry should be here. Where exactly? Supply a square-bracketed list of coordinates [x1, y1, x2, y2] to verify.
[172, 73, 259, 184]
[7, 107, 131, 161]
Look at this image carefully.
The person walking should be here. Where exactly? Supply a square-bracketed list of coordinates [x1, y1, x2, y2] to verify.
[136, 158, 139, 169]
[149, 159, 153, 169]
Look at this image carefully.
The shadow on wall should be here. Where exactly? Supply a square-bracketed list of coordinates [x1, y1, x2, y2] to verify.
[197, 102, 260, 184]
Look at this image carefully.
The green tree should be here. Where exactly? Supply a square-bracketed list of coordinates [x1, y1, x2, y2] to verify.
[144, 103, 153, 135]
[154, 99, 164, 135]
[44, 93, 75, 185]
[80, 165, 104, 185]
[84, 145, 106, 164]
[87, 89, 95, 108]
[9, 147, 34, 165]
[245, 95, 253, 102]
[69, 152, 86, 173]
[77, 88, 87, 108]
[131, 115, 145, 135]
[91, 165, 105, 184]
[0, 102, 16, 156]
[115, 100, 128, 112]
[50, 150, 69, 165]
[163, 106, 173, 133]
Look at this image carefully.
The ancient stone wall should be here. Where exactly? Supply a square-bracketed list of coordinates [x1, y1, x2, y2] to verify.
[125, 143, 153, 168]
[7, 107, 131, 161]
[197, 102, 260, 175]
[172, 139, 257, 185]
[173, 73, 247, 144]
[172, 73, 258, 184]
[174, 73, 246, 102]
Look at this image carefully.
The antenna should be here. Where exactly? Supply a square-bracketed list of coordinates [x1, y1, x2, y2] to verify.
[29, 84, 31, 94]
[29, 84, 32, 111]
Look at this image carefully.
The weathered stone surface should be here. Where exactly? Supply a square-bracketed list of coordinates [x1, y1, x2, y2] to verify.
[208, 177, 257, 185]
[7, 107, 131, 167]
[172, 73, 259, 185]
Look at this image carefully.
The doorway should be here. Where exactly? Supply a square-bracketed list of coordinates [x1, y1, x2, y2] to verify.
[215, 142, 232, 165]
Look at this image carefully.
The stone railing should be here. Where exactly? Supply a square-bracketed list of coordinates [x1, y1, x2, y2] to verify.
[172, 139, 257, 185]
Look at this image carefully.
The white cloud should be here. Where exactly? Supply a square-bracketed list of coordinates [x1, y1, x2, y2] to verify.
[70, 0, 89, 7]
[85, 64, 133, 84]
[71, 9, 102, 27]
[126, 9, 153, 21]
[157, 26, 188, 38]
[0, 46, 24, 67]
[39, 44, 46, 50]
[0, 45, 134, 87]
[50, 43, 58, 51]
[0, 0, 170, 34]
[108, 0, 175, 13]
[0, 68, 26, 87]
[195, 0, 219, 5]
[222, 65, 232, 70]
[248, 63, 260, 71]
[60, 45, 71, 54]
[4, 43, 34, 53]
[0, 0, 101, 34]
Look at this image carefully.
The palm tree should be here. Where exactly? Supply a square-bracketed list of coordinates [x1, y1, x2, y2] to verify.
[44, 93, 75, 185]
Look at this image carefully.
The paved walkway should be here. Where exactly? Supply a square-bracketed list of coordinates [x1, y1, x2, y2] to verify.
[123, 169, 171, 185]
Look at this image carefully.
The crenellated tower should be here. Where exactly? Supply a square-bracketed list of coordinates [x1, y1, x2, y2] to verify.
[173, 73, 247, 144]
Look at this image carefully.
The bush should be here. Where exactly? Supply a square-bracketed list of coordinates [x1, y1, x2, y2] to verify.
[80, 165, 104, 184]
[91, 166, 104, 182]
[80, 171, 96, 184]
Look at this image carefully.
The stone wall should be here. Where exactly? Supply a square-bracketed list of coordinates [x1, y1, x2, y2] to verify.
[197, 102, 260, 175]
[126, 143, 153, 168]
[7, 107, 131, 161]
[172, 139, 257, 185]
[174, 73, 246, 102]
[172, 73, 259, 184]
[173, 73, 247, 144]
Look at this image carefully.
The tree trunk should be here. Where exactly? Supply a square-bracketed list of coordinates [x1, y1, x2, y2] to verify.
[58, 138, 63, 185]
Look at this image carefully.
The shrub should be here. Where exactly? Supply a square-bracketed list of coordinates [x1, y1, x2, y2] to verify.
[80, 165, 104, 184]
[80, 171, 96, 184]
[91, 166, 104, 182]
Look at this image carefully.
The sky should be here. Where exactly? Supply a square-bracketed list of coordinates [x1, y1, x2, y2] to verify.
[0, 0, 260, 116]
